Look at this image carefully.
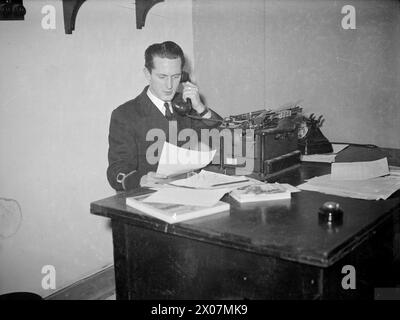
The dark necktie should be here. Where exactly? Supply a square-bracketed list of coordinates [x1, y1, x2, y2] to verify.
[164, 102, 173, 120]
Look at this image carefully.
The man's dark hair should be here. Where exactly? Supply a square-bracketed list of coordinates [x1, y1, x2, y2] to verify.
[145, 41, 185, 72]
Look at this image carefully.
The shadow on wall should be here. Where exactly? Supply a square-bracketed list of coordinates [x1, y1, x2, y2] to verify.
[0, 198, 23, 239]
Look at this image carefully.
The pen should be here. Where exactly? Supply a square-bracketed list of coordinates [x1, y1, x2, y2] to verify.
[211, 179, 250, 187]
[166, 183, 197, 189]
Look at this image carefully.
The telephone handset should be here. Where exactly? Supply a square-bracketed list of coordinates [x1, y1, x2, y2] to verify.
[171, 72, 222, 123]
[171, 71, 192, 116]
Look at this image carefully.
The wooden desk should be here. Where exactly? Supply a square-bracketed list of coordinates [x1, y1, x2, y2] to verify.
[91, 163, 400, 299]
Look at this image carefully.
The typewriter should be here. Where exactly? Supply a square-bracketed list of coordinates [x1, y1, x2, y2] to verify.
[215, 101, 303, 179]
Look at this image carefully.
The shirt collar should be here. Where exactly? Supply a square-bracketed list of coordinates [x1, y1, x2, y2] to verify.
[146, 87, 172, 116]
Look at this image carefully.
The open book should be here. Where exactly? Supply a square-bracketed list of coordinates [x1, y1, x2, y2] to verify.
[126, 194, 230, 224]
[230, 182, 292, 203]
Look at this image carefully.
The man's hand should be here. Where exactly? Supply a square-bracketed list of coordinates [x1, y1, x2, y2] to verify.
[182, 81, 207, 114]
[140, 171, 171, 188]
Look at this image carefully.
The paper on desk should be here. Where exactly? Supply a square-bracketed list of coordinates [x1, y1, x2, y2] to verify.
[156, 142, 216, 177]
[301, 144, 349, 163]
[301, 153, 337, 163]
[281, 183, 301, 193]
[331, 157, 389, 180]
[332, 144, 349, 154]
[170, 170, 252, 189]
[297, 172, 400, 200]
[142, 187, 231, 207]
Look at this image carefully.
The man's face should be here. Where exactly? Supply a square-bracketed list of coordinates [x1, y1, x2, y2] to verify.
[145, 56, 182, 102]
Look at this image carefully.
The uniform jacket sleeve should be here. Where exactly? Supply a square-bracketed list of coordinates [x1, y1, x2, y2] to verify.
[107, 108, 141, 191]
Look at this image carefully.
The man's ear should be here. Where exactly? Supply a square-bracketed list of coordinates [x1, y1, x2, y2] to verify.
[143, 67, 151, 81]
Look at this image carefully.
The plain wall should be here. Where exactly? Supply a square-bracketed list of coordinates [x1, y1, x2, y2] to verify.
[264, 0, 400, 148]
[193, 0, 266, 116]
[0, 0, 194, 297]
[194, 0, 400, 148]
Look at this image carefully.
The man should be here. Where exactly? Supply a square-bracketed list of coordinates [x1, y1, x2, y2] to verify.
[107, 41, 222, 191]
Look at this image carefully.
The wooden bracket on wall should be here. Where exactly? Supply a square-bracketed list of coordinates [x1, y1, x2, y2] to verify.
[136, 0, 164, 29]
[63, 0, 86, 34]
[0, 0, 26, 21]
[62, 0, 164, 34]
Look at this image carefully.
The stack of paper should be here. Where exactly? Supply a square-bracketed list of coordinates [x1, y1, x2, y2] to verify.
[143, 142, 301, 209]
[142, 170, 254, 208]
[298, 174, 400, 200]
[170, 170, 252, 189]
[142, 187, 232, 207]
[297, 157, 400, 200]
[126, 194, 230, 224]
[331, 158, 389, 180]
[145, 142, 253, 207]
[298, 158, 400, 201]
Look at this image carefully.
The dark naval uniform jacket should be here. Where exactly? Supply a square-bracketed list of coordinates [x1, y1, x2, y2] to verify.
[107, 86, 222, 191]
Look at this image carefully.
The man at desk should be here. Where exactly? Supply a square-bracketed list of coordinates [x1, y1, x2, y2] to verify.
[107, 41, 222, 191]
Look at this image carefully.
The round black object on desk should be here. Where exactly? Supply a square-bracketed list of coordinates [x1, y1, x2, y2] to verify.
[319, 201, 343, 230]
[0, 292, 42, 300]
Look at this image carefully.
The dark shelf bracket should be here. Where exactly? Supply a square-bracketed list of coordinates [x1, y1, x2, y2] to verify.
[62, 0, 164, 34]
[136, 0, 164, 29]
[0, 0, 26, 21]
[63, 0, 86, 34]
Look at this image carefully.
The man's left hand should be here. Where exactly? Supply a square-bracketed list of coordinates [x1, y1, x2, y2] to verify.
[140, 171, 171, 188]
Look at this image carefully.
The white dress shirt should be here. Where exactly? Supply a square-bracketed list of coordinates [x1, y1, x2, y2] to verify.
[146, 87, 211, 119]
[146, 88, 172, 117]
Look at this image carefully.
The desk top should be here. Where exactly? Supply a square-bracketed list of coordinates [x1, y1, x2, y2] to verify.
[91, 162, 400, 267]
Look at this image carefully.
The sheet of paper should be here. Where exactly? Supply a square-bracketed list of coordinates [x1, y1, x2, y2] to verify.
[280, 183, 301, 193]
[156, 142, 216, 177]
[301, 154, 337, 163]
[170, 170, 252, 189]
[297, 173, 400, 200]
[301, 144, 349, 163]
[331, 157, 389, 180]
[142, 187, 231, 207]
[332, 143, 349, 154]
